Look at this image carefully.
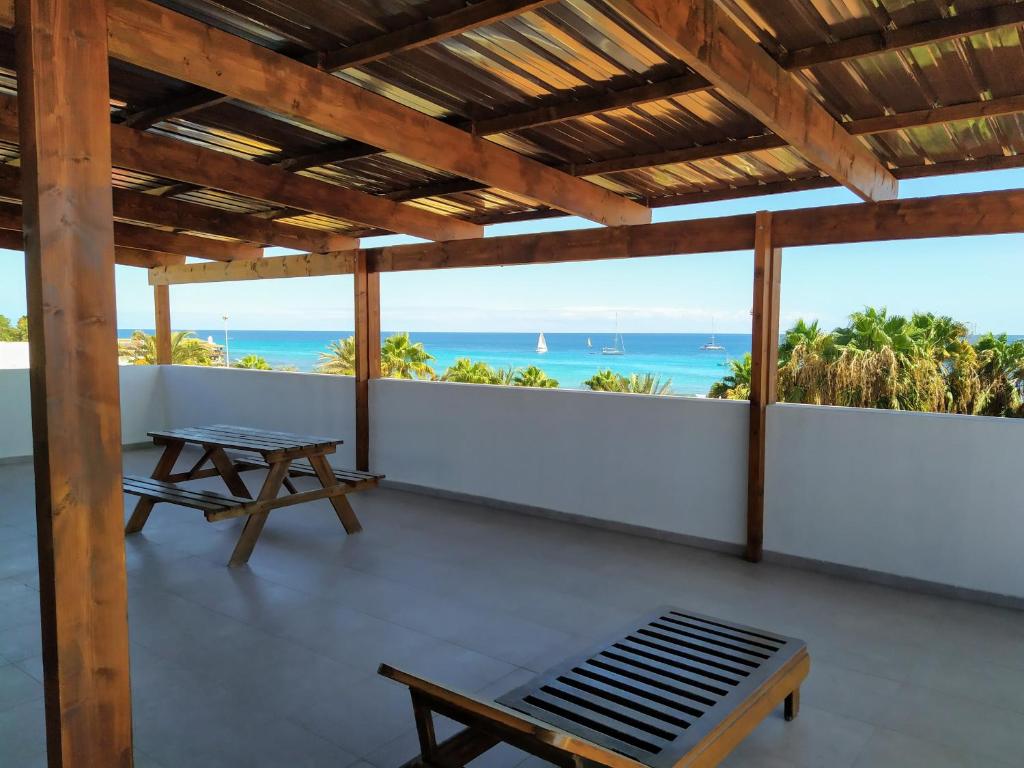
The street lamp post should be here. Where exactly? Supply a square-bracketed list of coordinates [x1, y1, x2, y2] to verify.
[222, 314, 230, 367]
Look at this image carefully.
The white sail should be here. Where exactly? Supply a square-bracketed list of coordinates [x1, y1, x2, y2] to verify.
[536, 332, 548, 353]
[601, 314, 625, 355]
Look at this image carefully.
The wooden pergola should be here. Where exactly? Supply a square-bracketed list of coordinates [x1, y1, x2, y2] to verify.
[5, 0, 1024, 764]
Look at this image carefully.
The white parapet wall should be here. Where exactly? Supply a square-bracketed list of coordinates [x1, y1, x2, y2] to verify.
[765, 403, 1024, 599]
[371, 378, 750, 546]
[0, 342, 29, 369]
[0, 364, 165, 460]
[162, 365, 357, 469]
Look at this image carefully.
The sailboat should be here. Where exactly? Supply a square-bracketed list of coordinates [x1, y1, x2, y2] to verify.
[601, 314, 625, 356]
[586, 337, 594, 354]
[700, 319, 726, 352]
[536, 332, 548, 354]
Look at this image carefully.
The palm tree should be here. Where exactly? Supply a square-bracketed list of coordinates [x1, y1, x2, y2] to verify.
[120, 330, 218, 366]
[233, 354, 272, 370]
[513, 365, 558, 388]
[585, 369, 670, 395]
[316, 337, 356, 375]
[442, 358, 496, 384]
[708, 354, 751, 400]
[974, 333, 1024, 416]
[583, 369, 624, 392]
[623, 373, 672, 395]
[491, 366, 516, 385]
[380, 332, 436, 380]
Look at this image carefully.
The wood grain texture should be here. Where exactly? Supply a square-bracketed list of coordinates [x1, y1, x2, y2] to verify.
[319, 0, 558, 70]
[612, 0, 897, 202]
[104, 0, 649, 226]
[15, 0, 134, 764]
[0, 198, 262, 261]
[0, 88, 476, 243]
[353, 251, 380, 472]
[149, 250, 357, 285]
[746, 212, 781, 563]
[0, 161, 356, 252]
[154, 284, 171, 364]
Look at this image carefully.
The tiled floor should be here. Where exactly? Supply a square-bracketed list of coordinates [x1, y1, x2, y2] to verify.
[1, 447, 1023, 767]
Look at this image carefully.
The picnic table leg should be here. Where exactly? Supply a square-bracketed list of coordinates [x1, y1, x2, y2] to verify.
[785, 688, 800, 721]
[125, 441, 184, 534]
[208, 446, 255, 499]
[228, 459, 291, 567]
[307, 453, 363, 534]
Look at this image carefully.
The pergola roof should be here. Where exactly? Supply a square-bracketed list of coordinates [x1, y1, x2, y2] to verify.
[2, 0, 1024, 252]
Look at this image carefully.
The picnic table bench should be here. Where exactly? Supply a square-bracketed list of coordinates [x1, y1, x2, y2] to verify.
[123, 424, 383, 566]
[381, 607, 808, 768]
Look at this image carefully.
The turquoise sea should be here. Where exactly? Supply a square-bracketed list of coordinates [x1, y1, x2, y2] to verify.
[121, 329, 752, 396]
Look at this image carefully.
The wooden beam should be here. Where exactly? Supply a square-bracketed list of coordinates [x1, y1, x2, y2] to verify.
[121, 88, 227, 129]
[152, 185, 1024, 284]
[319, 0, 558, 71]
[154, 284, 172, 364]
[847, 94, 1024, 136]
[0, 199, 262, 261]
[612, 0, 897, 202]
[104, 0, 650, 226]
[0, 161, 358, 252]
[573, 134, 788, 177]
[149, 250, 358, 285]
[115, 247, 184, 268]
[0, 91, 479, 243]
[16, 0, 134, 764]
[469, 72, 709, 135]
[353, 251, 380, 472]
[781, 3, 1024, 70]
[151, 215, 756, 284]
[747, 211, 781, 563]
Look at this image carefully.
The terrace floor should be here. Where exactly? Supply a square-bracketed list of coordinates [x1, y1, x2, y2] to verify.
[1, 447, 1023, 767]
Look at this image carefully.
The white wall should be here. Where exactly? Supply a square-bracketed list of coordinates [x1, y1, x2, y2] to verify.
[371, 378, 749, 545]
[0, 364, 164, 460]
[765, 403, 1024, 598]
[162, 366, 357, 468]
[0, 342, 29, 369]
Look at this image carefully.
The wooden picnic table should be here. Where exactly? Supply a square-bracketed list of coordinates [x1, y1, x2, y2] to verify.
[124, 424, 379, 566]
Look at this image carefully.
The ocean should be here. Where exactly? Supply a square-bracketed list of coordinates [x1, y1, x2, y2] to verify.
[122, 329, 752, 396]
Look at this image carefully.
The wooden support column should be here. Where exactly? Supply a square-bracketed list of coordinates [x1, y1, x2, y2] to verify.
[747, 211, 782, 563]
[154, 284, 171, 365]
[353, 252, 381, 471]
[16, 0, 134, 765]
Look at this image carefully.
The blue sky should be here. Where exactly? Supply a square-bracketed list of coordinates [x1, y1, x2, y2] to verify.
[1, 169, 1022, 334]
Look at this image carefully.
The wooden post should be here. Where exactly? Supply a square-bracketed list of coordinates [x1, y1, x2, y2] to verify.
[16, 0, 134, 765]
[154, 284, 172, 365]
[354, 251, 380, 471]
[747, 211, 782, 563]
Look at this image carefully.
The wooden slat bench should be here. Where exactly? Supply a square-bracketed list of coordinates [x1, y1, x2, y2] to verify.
[123, 475, 261, 522]
[380, 607, 809, 768]
[229, 453, 383, 492]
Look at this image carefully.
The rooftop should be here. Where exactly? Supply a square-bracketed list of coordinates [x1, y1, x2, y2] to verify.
[2, 445, 1023, 767]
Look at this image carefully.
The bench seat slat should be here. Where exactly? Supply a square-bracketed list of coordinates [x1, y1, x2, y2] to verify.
[229, 454, 383, 487]
[123, 475, 252, 512]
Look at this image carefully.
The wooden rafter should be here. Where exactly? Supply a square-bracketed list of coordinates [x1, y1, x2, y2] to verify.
[319, 0, 558, 70]
[0, 199, 262, 261]
[610, 0, 896, 202]
[0, 91, 479, 242]
[151, 185, 1024, 284]
[101, 0, 650, 226]
[780, 2, 1024, 70]
[0, 162, 356, 252]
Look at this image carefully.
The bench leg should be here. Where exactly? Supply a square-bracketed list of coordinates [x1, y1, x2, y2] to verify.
[126, 441, 183, 535]
[308, 454, 362, 534]
[785, 688, 800, 721]
[228, 459, 291, 567]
